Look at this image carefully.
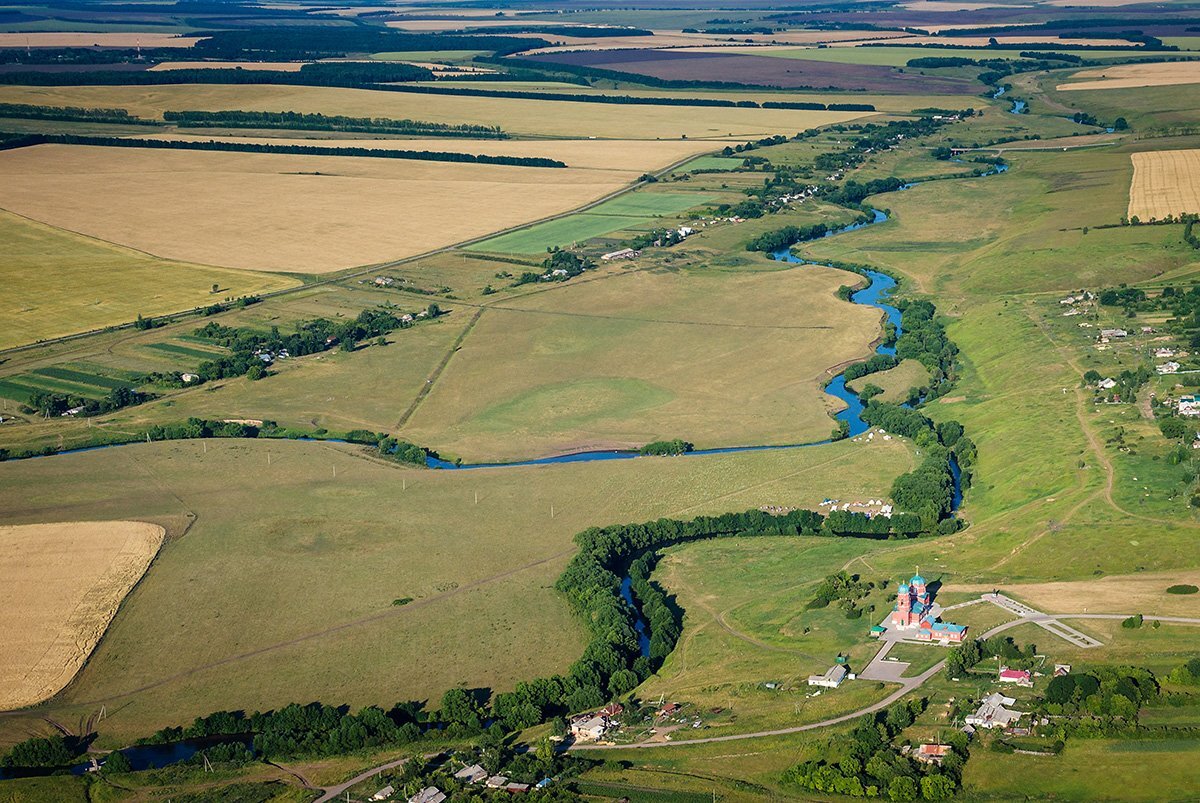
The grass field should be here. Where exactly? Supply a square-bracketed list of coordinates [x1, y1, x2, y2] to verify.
[0, 435, 911, 746]
[0, 144, 657, 273]
[0, 521, 164, 710]
[1128, 149, 1200, 220]
[634, 535, 909, 737]
[705, 45, 1178, 67]
[468, 190, 713, 255]
[0, 32, 199, 47]
[0, 210, 297, 350]
[845, 358, 930, 403]
[0, 84, 878, 140]
[400, 261, 882, 462]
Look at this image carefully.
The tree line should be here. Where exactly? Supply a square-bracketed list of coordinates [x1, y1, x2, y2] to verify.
[0, 102, 158, 125]
[162, 109, 506, 138]
[0, 132, 567, 168]
[379, 81, 874, 111]
[0, 61, 435, 89]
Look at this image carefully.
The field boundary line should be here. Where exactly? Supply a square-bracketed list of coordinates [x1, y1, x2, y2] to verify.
[395, 306, 485, 429]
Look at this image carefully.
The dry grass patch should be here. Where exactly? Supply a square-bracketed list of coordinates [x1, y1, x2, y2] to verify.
[0, 84, 874, 140]
[1128, 149, 1200, 220]
[1059, 61, 1200, 91]
[0, 144, 654, 273]
[944, 570, 1200, 617]
[0, 521, 164, 710]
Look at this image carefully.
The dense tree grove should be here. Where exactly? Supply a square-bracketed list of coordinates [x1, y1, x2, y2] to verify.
[0, 133, 565, 168]
[638, 439, 694, 456]
[895, 300, 959, 398]
[781, 699, 966, 799]
[1038, 666, 1159, 738]
[162, 109, 505, 138]
[0, 736, 78, 768]
[945, 634, 1033, 678]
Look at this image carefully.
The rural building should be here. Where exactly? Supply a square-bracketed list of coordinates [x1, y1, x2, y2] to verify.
[569, 713, 612, 742]
[374, 276, 395, 287]
[506, 783, 530, 793]
[1100, 328, 1128, 339]
[1097, 378, 1117, 390]
[1157, 362, 1181, 374]
[1054, 664, 1072, 677]
[889, 571, 968, 644]
[657, 702, 681, 717]
[407, 787, 445, 803]
[965, 692, 1025, 730]
[1180, 395, 1200, 417]
[998, 668, 1033, 686]
[1154, 348, 1178, 358]
[915, 744, 952, 765]
[181, 373, 199, 383]
[486, 776, 509, 789]
[454, 764, 488, 784]
[808, 664, 850, 688]
[601, 248, 639, 261]
[370, 786, 394, 801]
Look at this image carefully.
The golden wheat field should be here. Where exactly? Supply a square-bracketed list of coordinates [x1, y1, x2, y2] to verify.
[1128, 149, 1200, 220]
[0, 521, 164, 710]
[1058, 61, 1200, 91]
[0, 143, 671, 273]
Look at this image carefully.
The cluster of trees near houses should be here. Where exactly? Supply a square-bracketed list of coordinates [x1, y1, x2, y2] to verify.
[514, 251, 594, 286]
[26, 386, 149, 419]
[781, 698, 964, 801]
[191, 306, 430, 383]
[0, 132, 566, 168]
[945, 633, 1036, 678]
[162, 109, 506, 139]
[806, 571, 882, 620]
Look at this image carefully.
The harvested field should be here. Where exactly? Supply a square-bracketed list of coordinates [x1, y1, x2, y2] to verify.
[0, 84, 874, 140]
[982, 132, 1125, 151]
[1128, 149, 1200, 220]
[0, 144, 665, 273]
[525, 49, 977, 94]
[1058, 61, 1200, 91]
[0, 33, 199, 48]
[0, 521, 164, 710]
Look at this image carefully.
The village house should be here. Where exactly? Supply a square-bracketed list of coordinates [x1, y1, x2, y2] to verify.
[1054, 664, 1072, 677]
[485, 776, 509, 789]
[1100, 328, 1128, 339]
[1097, 378, 1117, 390]
[570, 714, 609, 742]
[407, 787, 445, 803]
[1157, 362, 1181, 374]
[965, 692, 1025, 730]
[454, 764, 488, 784]
[998, 668, 1033, 687]
[808, 664, 850, 688]
[373, 276, 394, 287]
[370, 785, 394, 802]
[890, 572, 968, 644]
[915, 744, 952, 765]
[1155, 348, 1178, 358]
[657, 702, 681, 718]
[1179, 395, 1200, 417]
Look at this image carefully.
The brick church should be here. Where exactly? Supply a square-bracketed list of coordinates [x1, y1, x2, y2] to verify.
[890, 570, 967, 644]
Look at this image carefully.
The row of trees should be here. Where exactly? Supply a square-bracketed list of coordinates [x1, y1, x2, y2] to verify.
[0, 102, 156, 125]
[163, 109, 506, 138]
[0, 61, 435, 88]
[0, 132, 566, 168]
